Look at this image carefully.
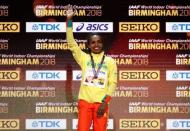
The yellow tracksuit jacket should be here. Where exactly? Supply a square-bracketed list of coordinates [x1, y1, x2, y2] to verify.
[66, 22, 117, 103]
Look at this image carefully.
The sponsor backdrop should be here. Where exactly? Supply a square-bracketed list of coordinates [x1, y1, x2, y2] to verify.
[0, 0, 190, 130]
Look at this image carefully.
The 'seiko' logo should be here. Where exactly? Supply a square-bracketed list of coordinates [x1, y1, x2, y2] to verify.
[119, 70, 160, 81]
[120, 119, 160, 129]
[0, 119, 19, 129]
[0, 22, 20, 32]
[119, 22, 160, 33]
[0, 71, 20, 81]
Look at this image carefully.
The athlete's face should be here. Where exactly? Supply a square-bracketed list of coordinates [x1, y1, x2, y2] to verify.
[88, 35, 103, 54]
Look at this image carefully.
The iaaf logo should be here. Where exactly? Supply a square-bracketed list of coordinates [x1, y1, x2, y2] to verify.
[73, 22, 113, 32]
[72, 119, 113, 129]
[26, 22, 66, 32]
[166, 70, 190, 81]
[166, 22, 190, 32]
[73, 70, 82, 81]
[26, 70, 66, 81]
[167, 119, 190, 129]
[25, 119, 66, 129]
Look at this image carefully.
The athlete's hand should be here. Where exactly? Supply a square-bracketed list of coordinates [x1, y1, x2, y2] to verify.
[66, 4, 74, 20]
[97, 102, 108, 118]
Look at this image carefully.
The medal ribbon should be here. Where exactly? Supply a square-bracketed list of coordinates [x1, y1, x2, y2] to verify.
[90, 53, 105, 78]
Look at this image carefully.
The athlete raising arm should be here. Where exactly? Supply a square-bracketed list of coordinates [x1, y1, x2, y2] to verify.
[66, 5, 117, 131]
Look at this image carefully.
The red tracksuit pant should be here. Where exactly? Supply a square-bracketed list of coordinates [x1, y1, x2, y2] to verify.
[78, 99, 108, 131]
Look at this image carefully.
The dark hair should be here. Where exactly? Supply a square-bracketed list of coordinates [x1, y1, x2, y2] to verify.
[85, 33, 115, 54]
[86, 33, 104, 53]
[87, 33, 104, 45]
